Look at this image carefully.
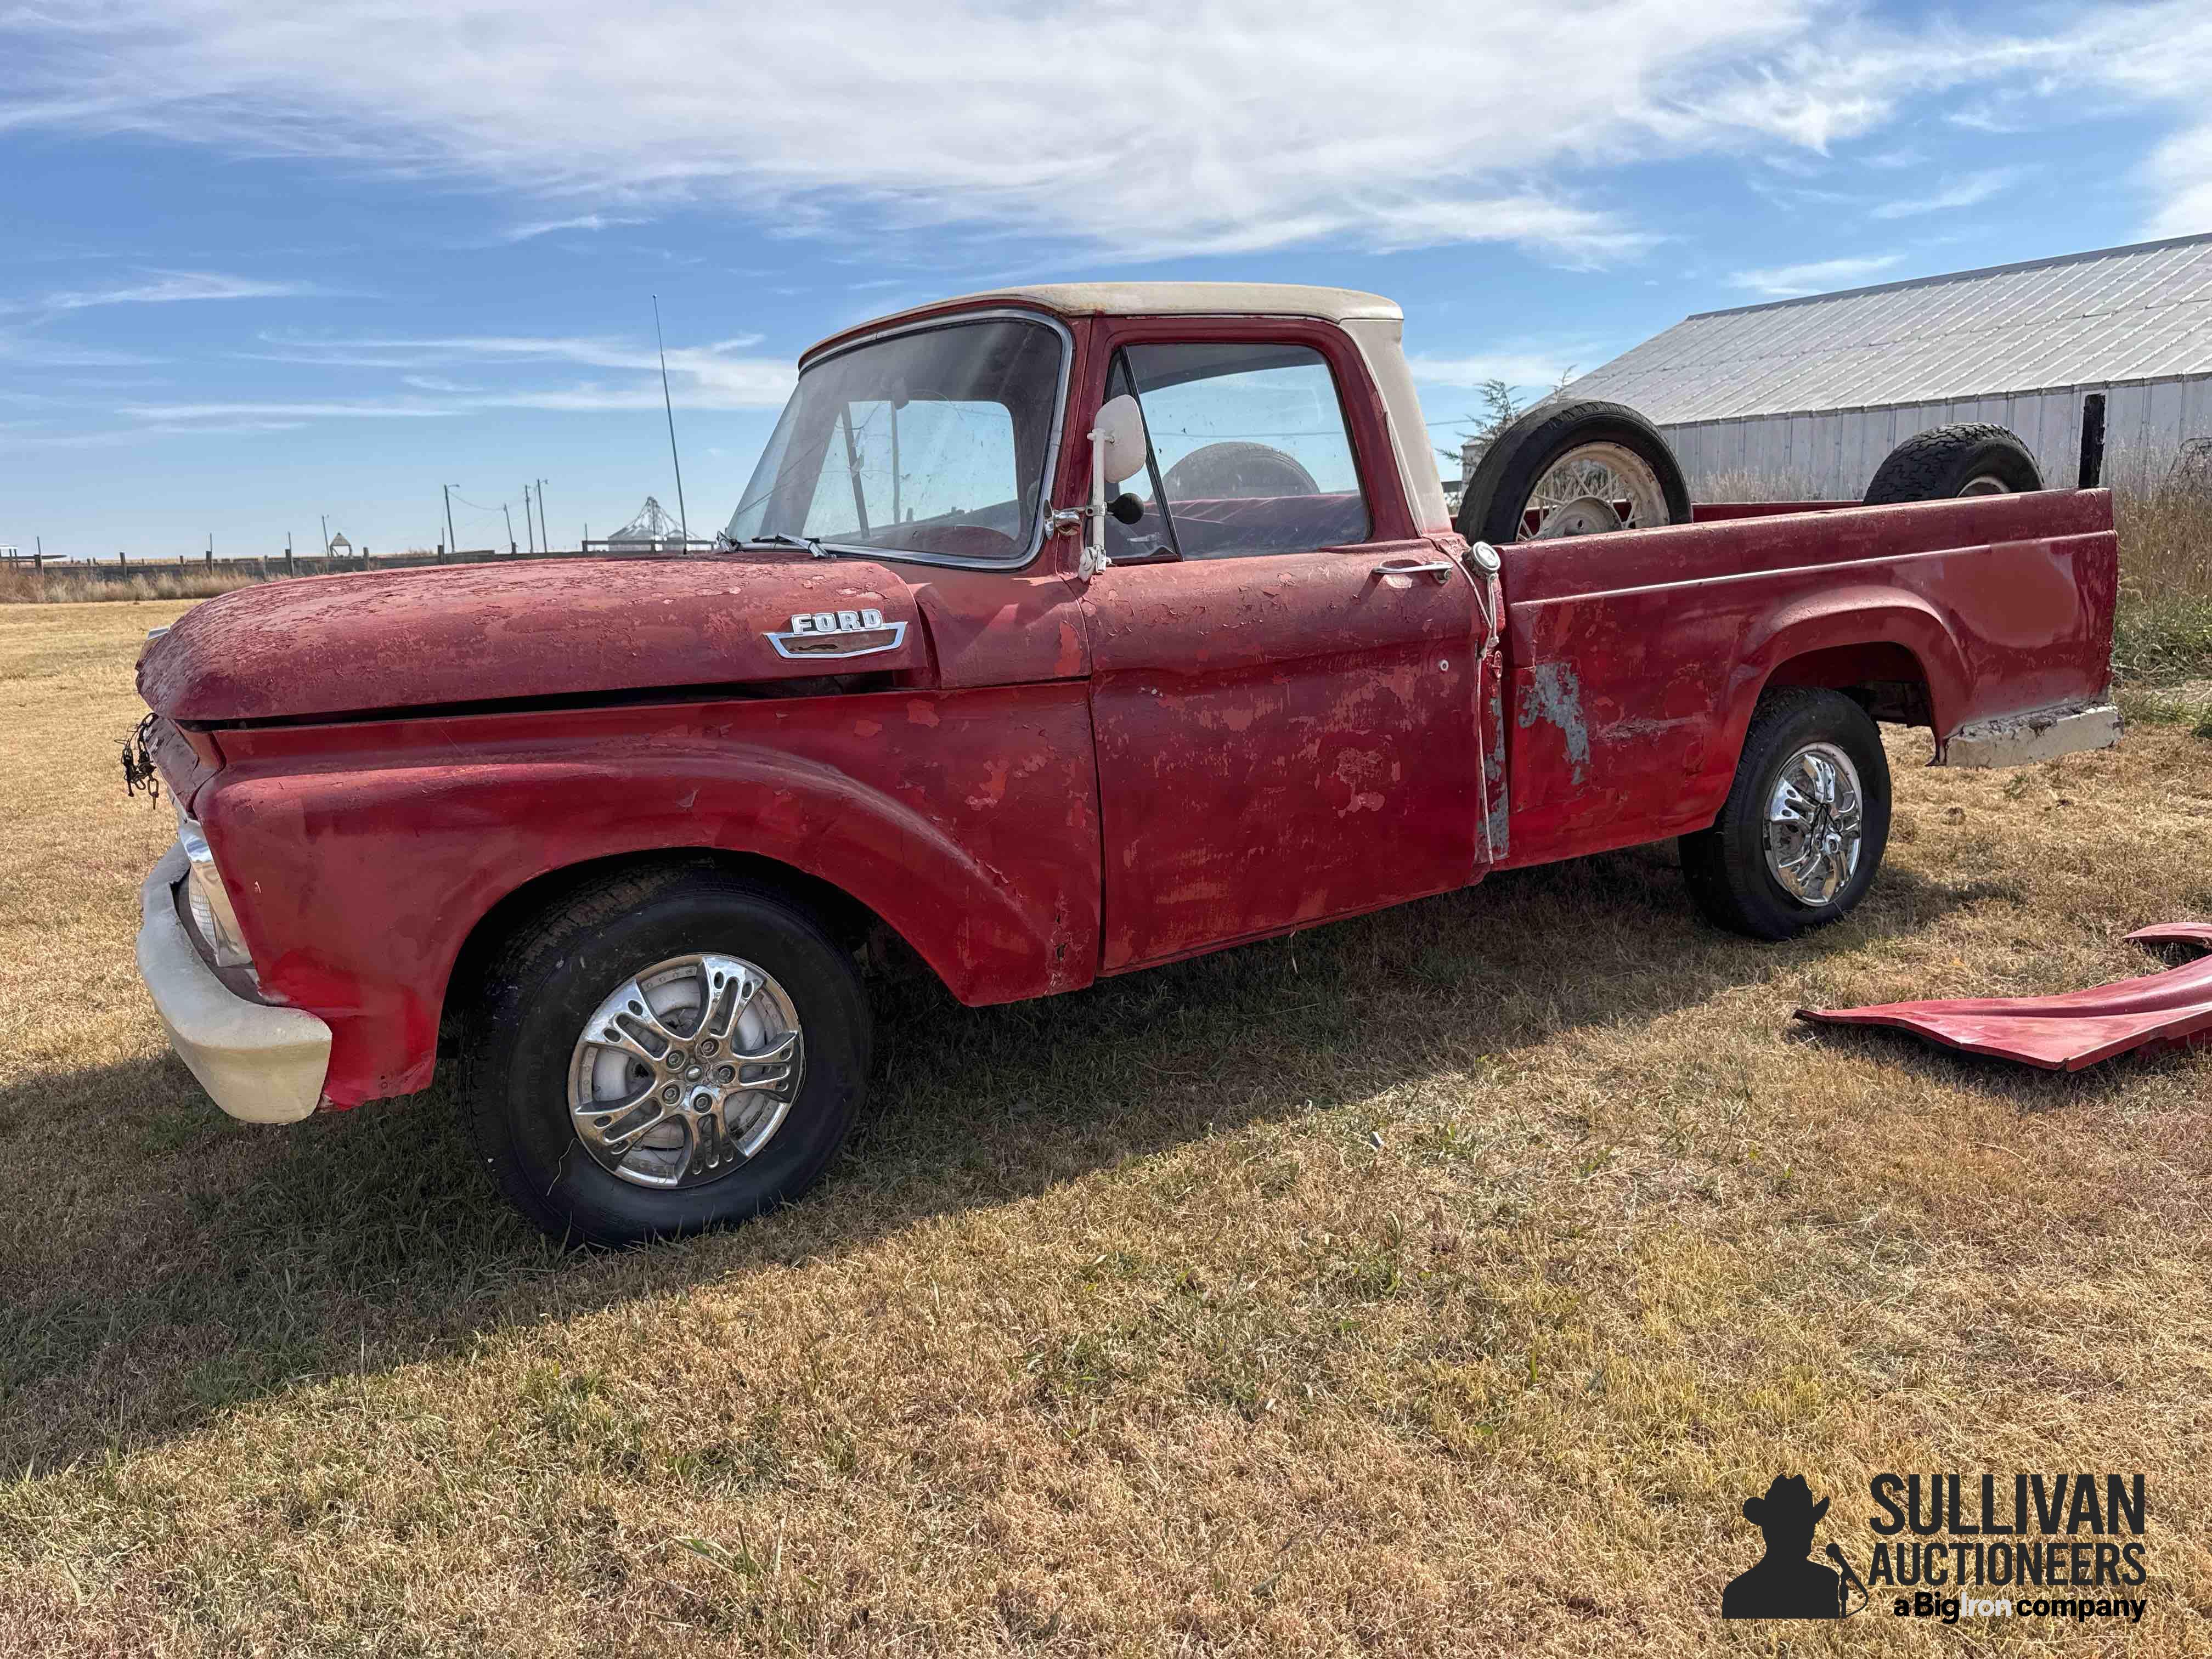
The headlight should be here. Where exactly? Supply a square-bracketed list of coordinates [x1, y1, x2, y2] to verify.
[175, 805, 255, 971]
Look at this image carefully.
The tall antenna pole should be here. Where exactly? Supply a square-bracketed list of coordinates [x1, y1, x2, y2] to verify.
[653, 295, 690, 544]
[443, 484, 458, 558]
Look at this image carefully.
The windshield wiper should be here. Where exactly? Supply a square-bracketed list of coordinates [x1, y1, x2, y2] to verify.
[741, 532, 837, 560]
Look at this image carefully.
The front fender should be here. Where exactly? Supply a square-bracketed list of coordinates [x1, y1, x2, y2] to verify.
[203, 685, 1102, 1104]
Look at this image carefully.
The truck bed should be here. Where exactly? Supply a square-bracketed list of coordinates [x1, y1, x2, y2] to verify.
[1494, 488, 2117, 869]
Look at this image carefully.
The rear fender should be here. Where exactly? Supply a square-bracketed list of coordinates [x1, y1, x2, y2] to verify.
[1723, 586, 1971, 781]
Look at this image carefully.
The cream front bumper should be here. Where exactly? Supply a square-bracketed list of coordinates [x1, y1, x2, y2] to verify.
[136, 841, 330, 1124]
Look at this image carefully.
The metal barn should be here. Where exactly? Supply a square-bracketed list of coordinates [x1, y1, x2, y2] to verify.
[1561, 233, 2212, 499]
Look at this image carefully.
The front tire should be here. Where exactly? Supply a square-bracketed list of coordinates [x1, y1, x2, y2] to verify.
[1680, 688, 1891, 941]
[458, 862, 870, 1245]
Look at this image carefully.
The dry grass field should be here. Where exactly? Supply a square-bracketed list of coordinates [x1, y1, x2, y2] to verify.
[0, 568, 265, 606]
[4, 594, 2212, 1655]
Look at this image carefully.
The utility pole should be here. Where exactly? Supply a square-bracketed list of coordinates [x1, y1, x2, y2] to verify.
[536, 478, 550, 551]
[502, 501, 516, 556]
[653, 295, 690, 543]
[442, 484, 458, 561]
[522, 485, 536, 554]
[319, 513, 330, 558]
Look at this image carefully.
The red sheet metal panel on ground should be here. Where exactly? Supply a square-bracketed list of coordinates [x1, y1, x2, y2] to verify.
[1796, 925, 2212, 1070]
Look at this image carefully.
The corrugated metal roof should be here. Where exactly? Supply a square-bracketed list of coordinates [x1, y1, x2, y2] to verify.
[1564, 233, 2212, 425]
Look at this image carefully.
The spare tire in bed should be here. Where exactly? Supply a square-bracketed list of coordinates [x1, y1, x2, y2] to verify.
[1455, 399, 1691, 546]
[1862, 423, 2042, 504]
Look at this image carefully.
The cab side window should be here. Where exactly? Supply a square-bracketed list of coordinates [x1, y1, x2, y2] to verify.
[1111, 341, 1370, 562]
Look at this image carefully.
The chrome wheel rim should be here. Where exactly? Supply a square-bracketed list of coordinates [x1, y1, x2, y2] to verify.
[1957, 473, 2013, 496]
[1763, 742, 1863, 907]
[1519, 441, 1669, 539]
[566, 953, 804, 1189]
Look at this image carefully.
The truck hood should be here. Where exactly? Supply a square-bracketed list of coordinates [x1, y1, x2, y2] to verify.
[138, 555, 924, 724]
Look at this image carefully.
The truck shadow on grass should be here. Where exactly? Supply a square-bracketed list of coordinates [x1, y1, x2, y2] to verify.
[0, 844, 2116, 1476]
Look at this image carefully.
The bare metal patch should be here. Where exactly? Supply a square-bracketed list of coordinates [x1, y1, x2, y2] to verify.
[1518, 662, 1592, 783]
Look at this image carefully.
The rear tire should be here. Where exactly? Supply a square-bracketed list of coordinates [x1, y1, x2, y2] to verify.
[458, 861, 870, 1246]
[1863, 422, 2041, 503]
[1680, 689, 1891, 941]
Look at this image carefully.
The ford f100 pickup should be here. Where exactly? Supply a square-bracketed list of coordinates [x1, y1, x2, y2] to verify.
[129, 282, 2120, 1243]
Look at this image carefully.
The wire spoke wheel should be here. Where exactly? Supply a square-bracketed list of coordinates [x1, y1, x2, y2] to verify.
[566, 952, 805, 1190]
[1517, 441, 1671, 539]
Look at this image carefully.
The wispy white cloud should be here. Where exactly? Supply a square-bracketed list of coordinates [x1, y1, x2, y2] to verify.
[8, 269, 323, 314]
[249, 330, 797, 409]
[2145, 122, 2212, 238]
[1869, 166, 2024, 219]
[8, 3, 2212, 262]
[0, 0, 2047, 265]
[0, 331, 166, 366]
[1726, 253, 1905, 298]
[143, 417, 307, 435]
[120, 400, 458, 420]
[138, 328, 798, 422]
[495, 213, 646, 243]
[1406, 351, 1591, 390]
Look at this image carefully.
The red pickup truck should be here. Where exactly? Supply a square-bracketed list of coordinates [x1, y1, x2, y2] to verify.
[131, 282, 2119, 1243]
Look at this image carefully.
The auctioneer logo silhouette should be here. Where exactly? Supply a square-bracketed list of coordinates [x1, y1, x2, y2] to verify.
[1722, 1475, 1866, 1619]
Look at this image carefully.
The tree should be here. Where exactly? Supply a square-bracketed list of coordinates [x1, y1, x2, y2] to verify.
[1434, 369, 1575, 477]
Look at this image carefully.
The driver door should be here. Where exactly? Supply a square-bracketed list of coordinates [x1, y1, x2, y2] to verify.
[1082, 320, 1493, 972]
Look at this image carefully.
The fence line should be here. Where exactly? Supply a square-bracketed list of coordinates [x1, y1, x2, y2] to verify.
[0, 545, 720, 585]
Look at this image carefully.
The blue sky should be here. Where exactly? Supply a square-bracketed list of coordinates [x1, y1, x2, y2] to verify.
[5, 0, 2211, 561]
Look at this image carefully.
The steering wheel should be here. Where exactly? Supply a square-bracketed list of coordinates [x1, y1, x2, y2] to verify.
[1159, 442, 1318, 499]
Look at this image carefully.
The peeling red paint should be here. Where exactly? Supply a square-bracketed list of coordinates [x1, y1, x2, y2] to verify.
[1797, 924, 2212, 1070]
[1082, 538, 1482, 970]
[140, 556, 929, 721]
[1496, 490, 2115, 870]
[130, 298, 2119, 1120]
[200, 683, 1103, 1105]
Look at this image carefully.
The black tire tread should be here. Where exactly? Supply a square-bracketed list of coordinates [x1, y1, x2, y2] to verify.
[1455, 399, 1691, 547]
[1679, 687, 1891, 941]
[455, 858, 868, 1245]
[1861, 422, 2041, 504]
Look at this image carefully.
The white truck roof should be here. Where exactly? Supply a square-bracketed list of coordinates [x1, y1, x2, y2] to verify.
[809, 283, 1401, 358]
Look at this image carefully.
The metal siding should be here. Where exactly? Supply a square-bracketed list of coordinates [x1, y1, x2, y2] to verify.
[2187, 376, 2212, 442]
[1669, 381, 2204, 499]
[2148, 379, 2185, 450]
[1569, 233, 2212, 426]
[2104, 382, 2159, 476]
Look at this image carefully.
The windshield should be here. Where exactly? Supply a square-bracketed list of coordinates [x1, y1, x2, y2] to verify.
[725, 316, 1065, 563]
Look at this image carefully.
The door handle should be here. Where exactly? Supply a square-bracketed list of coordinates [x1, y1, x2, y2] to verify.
[1372, 558, 1458, 584]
